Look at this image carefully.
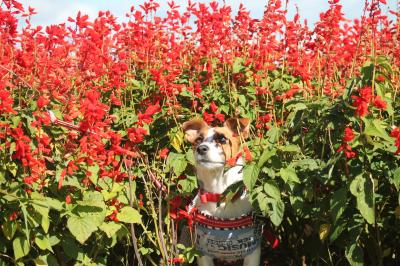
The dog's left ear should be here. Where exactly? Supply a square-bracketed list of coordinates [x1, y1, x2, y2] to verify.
[224, 117, 250, 139]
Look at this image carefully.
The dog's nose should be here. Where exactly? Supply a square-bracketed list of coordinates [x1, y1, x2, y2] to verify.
[196, 145, 209, 155]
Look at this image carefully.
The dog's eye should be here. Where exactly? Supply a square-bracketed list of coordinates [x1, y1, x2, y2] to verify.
[214, 134, 227, 144]
[195, 136, 204, 144]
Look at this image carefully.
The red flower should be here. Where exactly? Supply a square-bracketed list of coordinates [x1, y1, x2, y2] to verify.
[9, 211, 18, 221]
[351, 96, 369, 117]
[65, 195, 72, 204]
[226, 152, 242, 166]
[337, 143, 356, 158]
[159, 148, 169, 159]
[373, 96, 387, 110]
[203, 112, 215, 124]
[0, 87, 16, 114]
[137, 103, 160, 125]
[351, 86, 375, 117]
[168, 257, 185, 264]
[359, 86, 372, 101]
[391, 127, 400, 154]
[210, 101, 218, 113]
[127, 127, 148, 143]
[215, 113, 225, 122]
[37, 96, 50, 109]
[343, 127, 355, 142]
[243, 146, 252, 162]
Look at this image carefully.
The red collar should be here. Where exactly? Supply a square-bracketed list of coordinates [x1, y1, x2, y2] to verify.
[198, 187, 244, 204]
[199, 189, 222, 203]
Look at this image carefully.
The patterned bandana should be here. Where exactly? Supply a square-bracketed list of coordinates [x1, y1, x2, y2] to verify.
[195, 222, 263, 261]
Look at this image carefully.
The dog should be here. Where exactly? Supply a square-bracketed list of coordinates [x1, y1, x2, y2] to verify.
[182, 117, 262, 266]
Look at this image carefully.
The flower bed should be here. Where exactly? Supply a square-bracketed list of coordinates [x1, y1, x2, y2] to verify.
[0, 0, 400, 265]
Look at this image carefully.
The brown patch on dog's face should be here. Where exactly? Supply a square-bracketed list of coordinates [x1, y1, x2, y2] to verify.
[213, 127, 240, 162]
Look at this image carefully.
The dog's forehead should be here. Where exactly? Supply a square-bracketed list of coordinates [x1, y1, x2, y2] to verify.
[204, 128, 215, 142]
[203, 127, 234, 142]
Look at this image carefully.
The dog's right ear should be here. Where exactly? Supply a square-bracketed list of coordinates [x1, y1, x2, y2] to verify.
[182, 119, 208, 144]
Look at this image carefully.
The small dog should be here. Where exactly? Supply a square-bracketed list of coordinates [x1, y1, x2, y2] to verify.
[183, 117, 262, 266]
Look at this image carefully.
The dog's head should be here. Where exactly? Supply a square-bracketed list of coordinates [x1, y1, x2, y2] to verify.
[182, 117, 250, 169]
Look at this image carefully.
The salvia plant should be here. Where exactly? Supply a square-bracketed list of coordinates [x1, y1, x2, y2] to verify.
[0, 0, 400, 265]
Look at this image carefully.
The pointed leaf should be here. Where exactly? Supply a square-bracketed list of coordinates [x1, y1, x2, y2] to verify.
[280, 167, 300, 184]
[243, 163, 260, 191]
[263, 180, 281, 200]
[67, 216, 98, 244]
[350, 174, 375, 224]
[99, 222, 123, 238]
[13, 235, 30, 260]
[117, 207, 141, 224]
[269, 199, 285, 226]
[345, 243, 364, 266]
[330, 188, 348, 223]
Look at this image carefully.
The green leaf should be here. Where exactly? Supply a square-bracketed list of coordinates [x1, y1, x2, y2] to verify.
[350, 174, 375, 224]
[280, 167, 300, 184]
[330, 188, 347, 223]
[243, 163, 260, 191]
[31, 200, 50, 233]
[265, 126, 280, 143]
[257, 148, 276, 167]
[278, 144, 300, 153]
[41, 215, 50, 234]
[362, 118, 392, 142]
[88, 164, 100, 185]
[329, 218, 347, 242]
[67, 216, 99, 244]
[2, 221, 17, 240]
[178, 175, 197, 193]
[220, 181, 245, 204]
[392, 168, 400, 191]
[116, 206, 141, 224]
[169, 128, 184, 153]
[233, 57, 244, 73]
[35, 234, 53, 252]
[46, 197, 63, 211]
[74, 204, 106, 228]
[263, 180, 281, 200]
[62, 237, 80, 261]
[238, 94, 247, 106]
[345, 243, 364, 266]
[99, 222, 123, 238]
[269, 199, 285, 226]
[13, 235, 30, 260]
[166, 152, 187, 176]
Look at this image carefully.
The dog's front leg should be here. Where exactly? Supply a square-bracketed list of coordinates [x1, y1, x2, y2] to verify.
[197, 255, 213, 266]
[243, 246, 261, 266]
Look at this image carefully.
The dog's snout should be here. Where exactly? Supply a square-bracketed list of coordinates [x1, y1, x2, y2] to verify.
[196, 145, 209, 155]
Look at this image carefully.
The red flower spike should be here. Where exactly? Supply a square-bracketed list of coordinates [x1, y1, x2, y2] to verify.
[373, 96, 387, 110]
[159, 148, 169, 159]
[65, 195, 72, 204]
[343, 127, 355, 142]
[243, 146, 252, 162]
[210, 101, 218, 113]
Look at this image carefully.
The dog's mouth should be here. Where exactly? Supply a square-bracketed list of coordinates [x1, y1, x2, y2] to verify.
[196, 159, 225, 165]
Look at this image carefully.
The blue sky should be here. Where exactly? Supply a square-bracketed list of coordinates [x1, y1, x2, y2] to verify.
[20, 0, 397, 28]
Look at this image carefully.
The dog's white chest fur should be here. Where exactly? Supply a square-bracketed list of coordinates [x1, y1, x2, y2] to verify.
[195, 157, 253, 219]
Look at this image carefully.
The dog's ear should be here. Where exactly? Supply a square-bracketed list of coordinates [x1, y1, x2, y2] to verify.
[224, 117, 250, 139]
[182, 119, 208, 144]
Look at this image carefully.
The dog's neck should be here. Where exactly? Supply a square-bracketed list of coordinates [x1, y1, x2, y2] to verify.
[196, 157, 244, 194]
